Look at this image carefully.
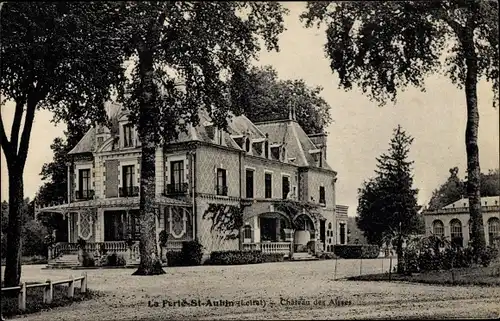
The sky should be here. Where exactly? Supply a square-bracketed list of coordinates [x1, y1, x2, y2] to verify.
[1, 2, 499, 217]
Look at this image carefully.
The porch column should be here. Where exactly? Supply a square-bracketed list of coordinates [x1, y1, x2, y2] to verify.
[100, 209, 105, 242]
[66, 162, 72, 204]
[275, 218, 281, 242]
[125, 209, 130, 238]
[155, 207, 160, 253]
[67, 212, 71, 242]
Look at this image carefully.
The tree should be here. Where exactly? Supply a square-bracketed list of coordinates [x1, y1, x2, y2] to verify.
[301, 0, 498, 257]
[238, 65, 333, 134]
[36, 117, 90, 209]
[428, 167, 499, 209]
[0, 3, 125, 286]
[428, 167, 465, 210]
[113, 2, 287, 275]
[356, 125, 420, 273]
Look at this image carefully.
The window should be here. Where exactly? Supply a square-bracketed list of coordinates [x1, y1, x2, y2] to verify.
[282, 176, 290, 199]
[243, 225, 252, 240]
[488, 217, 500, 246]
[216, 168, 227, 196]
[271, 147, 280, 160]
[169, 160, 186, 194]
[264, 172, 272, 198]
[78, 169, 91, 199]
[432, 220, 444, 237]
[264, 141, 269, 159]
[245, 169, 254, 198]
[319, 186, 326, 205]
[450, 219, 463, 247]
[97, 137, 104, 145]
[122, 165, 135, 196]
[123, 124, 134, 147]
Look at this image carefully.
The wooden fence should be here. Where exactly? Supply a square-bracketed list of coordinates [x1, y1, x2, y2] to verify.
[0, 272, 87, 311]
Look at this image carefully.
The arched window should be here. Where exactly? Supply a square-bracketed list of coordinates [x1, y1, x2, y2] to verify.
[432, 220, 444, 237]
[488, 217, 500, 246]
[450, 219, 463, 247]
[243, 225, 252, 240]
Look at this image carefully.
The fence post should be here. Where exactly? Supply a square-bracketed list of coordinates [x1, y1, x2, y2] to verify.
[334, 257, 338, 281]
[18, 282, 26, 311]
[359, 258, 363, 276]
[81, 272, 87, 293]
[68, 275, 75, 298]
[44, 279, 53, 304]
[389, 256, 393, 281]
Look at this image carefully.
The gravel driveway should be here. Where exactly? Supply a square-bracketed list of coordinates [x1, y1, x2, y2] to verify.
[4, 259, 500, 320]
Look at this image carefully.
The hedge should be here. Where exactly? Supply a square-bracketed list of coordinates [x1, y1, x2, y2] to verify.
[207, 250, 285, 265]
[166, 240, 203, 267]
[333, 244, 380, 259]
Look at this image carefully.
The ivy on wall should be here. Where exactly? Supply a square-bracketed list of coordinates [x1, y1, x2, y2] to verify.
[273, 199, 323, 228]
[202, 204, 244, 240]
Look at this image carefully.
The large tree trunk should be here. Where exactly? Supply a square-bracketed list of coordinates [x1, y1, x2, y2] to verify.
[463, 31, 486, 257]
[4, 163, 24, 287]
[132, 48, 165, 276]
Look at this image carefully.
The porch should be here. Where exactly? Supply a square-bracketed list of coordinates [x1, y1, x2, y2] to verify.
[240, 210, 320, 258]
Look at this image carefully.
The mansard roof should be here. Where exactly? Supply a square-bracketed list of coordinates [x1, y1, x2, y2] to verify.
[255, 119, 332, 170]
[68, 127, 95, 155]
[68, 102, 334, 171]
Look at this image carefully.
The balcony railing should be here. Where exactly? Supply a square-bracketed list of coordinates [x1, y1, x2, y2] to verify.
[75, 189, 94, 200]
[216, 185, 228, 196]
[119, 186, 139, 197]
[165, 182, 188, 195]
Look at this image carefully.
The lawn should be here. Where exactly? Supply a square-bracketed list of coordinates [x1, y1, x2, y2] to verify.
[347, 264, 500, 286]
[2, 259, 499, 320]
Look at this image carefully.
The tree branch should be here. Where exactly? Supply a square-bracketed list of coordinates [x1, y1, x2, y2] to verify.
[17, 89, 43, 169]
[0, 110, 13, 159]
[10, 99, 25, 154]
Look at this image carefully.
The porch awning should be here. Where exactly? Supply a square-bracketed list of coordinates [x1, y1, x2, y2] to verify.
[35, 195, 191, 214]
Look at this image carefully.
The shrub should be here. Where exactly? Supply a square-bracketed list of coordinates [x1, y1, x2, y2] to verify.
[105, 253, 126, 266]
[480, 246, 499, 267]
[181, 240, 203, 266]
[208, 250, 284, 265]
[22, 220, 49, 257]
[165, 240, 203, 267]
[166, 251, 185, 267]
[333, 244, 380, 259]
[81, 252, 95, 267]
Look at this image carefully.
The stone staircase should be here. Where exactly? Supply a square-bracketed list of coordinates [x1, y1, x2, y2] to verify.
[47, 254, 80, 269]
[291, 252, 318, 261]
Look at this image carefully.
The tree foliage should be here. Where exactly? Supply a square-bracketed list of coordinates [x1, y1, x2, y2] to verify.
[302, 0, 498, 255]
[36, 120, 90, 206]
[0, 2, 126, 286]
[357, 126, 421, 249]
[238, 65, 333, 134]
[428, 167, 500, 210]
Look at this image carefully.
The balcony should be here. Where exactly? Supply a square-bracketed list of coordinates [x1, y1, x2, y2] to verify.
[216, 185, 228, 196]
[75, 189, 94, 200]
[119, 186, 139, 197]
[165, 182, 188, 195]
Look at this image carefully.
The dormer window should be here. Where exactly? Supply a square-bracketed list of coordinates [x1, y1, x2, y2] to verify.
[270, 146, 280, 160]
[264, 141, 269, 159]
[205, 123, 215, 140]
[123, 124, 134, 148]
